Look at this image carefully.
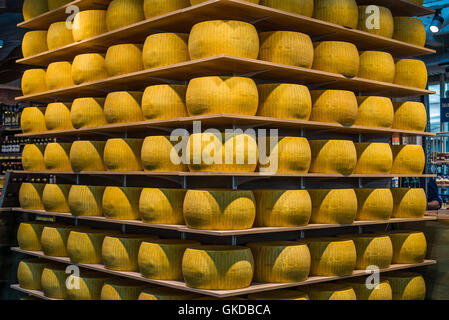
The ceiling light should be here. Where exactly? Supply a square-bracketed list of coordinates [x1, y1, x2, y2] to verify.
[430, 10, 445, 33]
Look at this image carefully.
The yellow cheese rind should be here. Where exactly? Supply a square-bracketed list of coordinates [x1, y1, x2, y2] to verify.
[389, 231, 427, 264]
[358, 51, 395, 83]
[105, 44, 143, 77]
[141, 136, 188, 172]
[349, 234, 393, 269]
[103, 138, 143, 171]
[261, 137, 311, 174]
[44, 143, 72, 171]
[143, 33, 189, 69]
[68, 185, 106, 217]
[42, 184, 71, 213]
[66, 273, 112, 300]
[71, 97, 106, 129]
[383, 272, 426, 300]
[41, 265, 68, 299]
[22, 69, 48, 96]
[391, 188, 427, 219]
[47, 22, 74, 50]
[391, 145, 425, 175]
[22, 31, 48, 58]
[142, 85, 188, 120]
[72, 53, 107, 85]
[308, 189, 357, 224]
[23, 0, 48, 21]
[101, 280, 147, 300]
[355, 96, 394, 128]
[248, 289, 309, 300]
[357, 5, 393, 38]
[19, 183, 46, 210]
[17, 222, 47, 251]
[17, 258, 48, 290]
[46, 61, 74, 90]
[22, 144, 46, 171]
[45, 102, 73, 131]
[138, 287, 200, 300]
[394, 59, 428, 89]
[106, 0, 145, 31]
[354, 143, 393, 174]
[310, 90, 358, 126]
[355, 188, 393, 221]
[21, 107, 46, 133]
[309, 140, 357, 175]
[139, 188, 186, 224]
[346, 278, 393, 300]
[144, 0, 190, 19]
[393, 17, 426, 47]
[392, 102, 427, 132]
[41, 225, 75, 257]
[312, 41, 359, 77]
[102, 186, 142, 220]
[104, 91, 143, 124]
[72, 10, 107, 42]
[306, 283, 357, 300]
[313, 0, 358, 28]
[67, 229, 115, 264]
[70, 141, 106, 172]
[260, 0, 313, 16]
[47, 0, 71, 10]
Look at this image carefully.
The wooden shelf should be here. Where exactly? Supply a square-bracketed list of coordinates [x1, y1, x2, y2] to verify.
[10, 285, 58, 300]
[10, 248, 436, 298]
[355, 0, 434, 16]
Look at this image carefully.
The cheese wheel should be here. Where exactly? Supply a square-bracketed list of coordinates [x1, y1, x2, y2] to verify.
[259, 31, 314, 68]
[68, 185, 105, 217]
[17, 222, 47, 251]
[45, 102, 73, 130]
[22, 69, 47, 96]
[47, 22, 74, 50]
[138, 239, 200, 280]
[23, 0, 48, 21]
[383, 272, 426, 300]
[391, 188, 427, 219]
[71, 97, 106, 129]
[355, 188, 393, 221]
[22, 31, 48, 58]
[259, 0, 313, 16]
[310, 90, 358, 126]
[105, 44, 143, 77]
[142, 33, 189, 69]
[309, 140, 357, 175]
[354, 143, 393, 174]
[106, 0, 145, 31]
[68, 229, 117, 263]
[312, 41, 360, 77]
[393, 17, 426, 47]
[21, 107, 46, 133]
[182, 245, 254, 289]
[70, 141, 106, 172]
[41, 225, 77, 257]
[17, 259, 48, 290]
[247, 241, 311, 282]
[391, 145, 425, 174]
[358, 51, 395, 83]
[103, 138, 143, 171]
[191, 0, 259, 3]
[394, 59, 428, 89]
[72, 53, 107, 85]
[139, 188, 186, 224]
[306, 283, 357, 300]
[254, 190, 312, 227]
[389, 231, 427, 264]
[46, 61, 75, 90]
[47, 0, 71, 10]
[349, 234, 393, 269]
[41, 265, 68, 299]
[346, 278, 392, 300]
[66, 272, 112, 300]
[19, 183, 46, 210]
[101, 279, 147, 300]
[144, 0, 190, 19]
[44, 143, 72, 171]
[104, 91, 143, 124]
[308, 189, 357, 224]
[22, 144, 46, 171]
[42, 184, 71, 212]
[357, 5, 393, 38]
[188, 20, 259, 60]
[392, 102, 427, 132]
[186, 76, 258, 116]
[102, 186, 142, 220]
[355, 96, 394, 128]
[138, 287, 200, 300]
[72, 10, 107, 42]
[142, 84, 187, 120]
[313, 0, 358, 28]
[141, 136, 187, 172]
[248, 290, 309, 300]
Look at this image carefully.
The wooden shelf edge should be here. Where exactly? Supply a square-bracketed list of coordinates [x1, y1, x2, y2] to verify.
[10, 284, 58, 300]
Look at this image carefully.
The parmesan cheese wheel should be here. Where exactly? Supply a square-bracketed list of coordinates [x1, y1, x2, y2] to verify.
[138, 287, 200, 300]
[66, 272, 112, 300]
[310, 90, 358, 126]
[392, 102, 427, 132]
[391, 145, 425, 174]
[68, 185, 106, 217]
[71, 97, 106, 129]
[313, 0, 358, 28]
[182, 245, 254, 290]
[358, 51, 395, 83]
[23, 0, 48, 21]
[46, 61, 74, 90]
[248, 290, 309, 300]
[101, 279, 147, 300]
[102, 186, 142, 220]
[47, 22, 74, 50]
[106, 0, 145, 31]
[68, 229, 116, 263]
[308, 189, 357, 224]
[144, 0, 190, 19]
[47, 0, 71, 10]
[259, 31, 314, 68]
[394, 59, 428, 89]
[354, 143, 393, 174]
[183, 189, 256, 230]
[346, 278, 392, 300]
[42, 184, 71, 212]
[21, 107, 46, 133]
[254, 190, 312, 227]
[22, 69, 47, 96]
[17, 222, 47, 251]
[306, 283, 357, 300]
[355, 96, 394, 128]
[22, 31, 48, 58]
[247, 241, 311, 283]
[22, 144, 46, 171]
[191, 0, 259, 3]
[383, 272, 426, 300]
[105, 44, 143, 77]
[312, 41, 360, 77]
[142, 85, 187, 120]
[389, 231, 427, 264]
[19, 183, 46, 210]
[138, 239, 200, 280]
[357, 5, 393, 38]
[186, 76, 258, 116]
[72, 10, 107, 42]
[45, 102, 73, 130]
[393, 17, 426, 47]
[349, 234, 393, 269]
[259, 0, 312, 16]
[103, 138, 143, 171]
[104, 91, 143, 124]
[355, 188, 393, 221]
[44, 142, 72, 171]
[309, 140, 357, 175]
[139, 188, 186, 224]
[72, 53, 107, 85]
[142, 33, 189, 69]
[391, 188, 427, 219]
[17, 259, 47, 290]
[188, 20, 259, 60]
[306, 238, 357, 276]
[41, 265, 68, 299]
[41, 225, 77, 257]
[70, 140, 106, 172]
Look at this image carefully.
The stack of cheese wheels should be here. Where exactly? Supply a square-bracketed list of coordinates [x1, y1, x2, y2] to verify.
[142, 33, 189, 69]
[71, 97, 107, 129]
[102, 186, 142, 220]
[383, 272, 426, 300]
[41, 264, 69, 299]
[309, 140, 357, 175]
[394, 59, 428, 89]
[182, 245, 254, 290]
[21, 107, 46, 133]
[144, 0, 190, 18]
[312, 41, 360, 77]
[345, 278, 393, 300]
[46, 62, 74, 90]
[47, 22, 74, 50]
[392, 101, 427, 132]
[259, 0, 313, 16]
[310, 90, 358, 126]
[22, 69, 47, 95]
[138, 239, 200, 280]
[41, 225, 80, 257]
[391, 145, 425, 174]
[17, 222, 47, 251]
[391, 188, 427, 218]
[355, 188, 393, 221]
[347, 234, 393, 269]
[183, 189, 256, 230]
[17, 259, 48, 290]
[68, 185, 106, 217]
[42, 184, 71, 213]
[23, 0, 48, 21]
[141, 84, 188, 120]
[388, 231, 427, 264]
[71, 53, 107, 85]
[354, 143, 393, 174]
[48, 0, 71, 10]
[355, 96, 394, 128]
[44, 143, 72, 171]
[101, 279, 147, 300]
[66, 272, 112, 300]
[67, 229, 117, 264]
[257, 83, 312, 120]
[102, 234, 158, 271]
[259, 31, 314, 68]
[45, 102, 73, 130]
[357, 5, 394, 38]
[189, 20, 259, 60]
[393, 17, 426, 47]
[19, 183, 46, 210]
[72, 10, 107, 42]
[306, 238, 357, 276]
[138, 287, 200, 300]
[103, 138, 143, 171]
[254, 189, 312, 227]
[313, 0, 358, 28]
[141, 136, 187, 172]
[305, 283, 357, 300]
[186, 76, 258, 116]
[69, 140, 106, 172]
[105, 0, 145, 31]
[248, 290, 309, 300]
[308, 189, 357, 224]
[105, 44, 143, 77]
[247, 241, 311, 283]
[22, 144, 46, 170]
[104, 91, 143, 124]
[358, 51, 395, 83]
[22, 31, 48, 58]
[139, 188, 186, 224]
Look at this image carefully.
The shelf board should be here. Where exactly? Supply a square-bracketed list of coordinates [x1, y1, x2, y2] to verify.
[355, 0, 434, 16]
[10, 284, 58, 300]
[10, 248, 436, 298]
